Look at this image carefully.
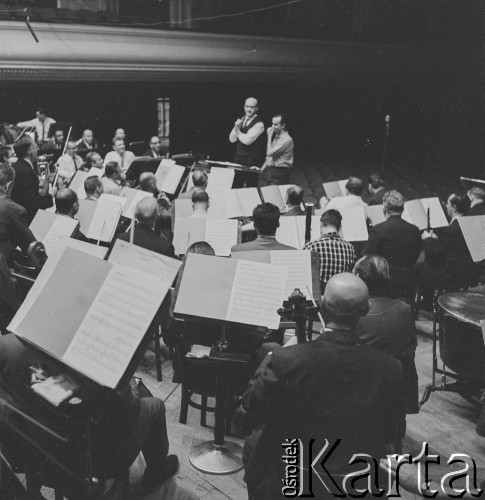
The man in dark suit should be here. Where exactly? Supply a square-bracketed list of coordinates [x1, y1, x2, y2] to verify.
[363, 190, 421, 298]
[364, 172, 386, 205]
[231, 203, 296, 253]
[11, 136, 54, 223]
[282, 185, 305, 216]
[0, 162, 36, 264]
[242, 273, 404, 500]
[467, 187, 485, 216]
[143, 136, 162, 158]
[117, 197, 176, 258]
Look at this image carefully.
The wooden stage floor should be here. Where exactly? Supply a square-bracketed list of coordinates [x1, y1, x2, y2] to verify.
[39, 312, 485, 499]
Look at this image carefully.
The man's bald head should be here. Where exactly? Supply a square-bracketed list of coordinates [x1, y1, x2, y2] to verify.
[192, 169, 208, 189]
[322, 273, 369, 327]
[139, 172, 157, 193]
[55, 188, 79, 217]
[244, 97, 259, 118]
[135, 196, 158, 227]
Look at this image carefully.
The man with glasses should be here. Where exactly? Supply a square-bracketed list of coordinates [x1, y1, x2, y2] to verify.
[144, 136, 162, 158]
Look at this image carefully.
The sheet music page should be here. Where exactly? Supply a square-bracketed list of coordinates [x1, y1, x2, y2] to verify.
[271, 250, 312, 297]
[86, 198, 122, 242]
[206, 167, 235, 198]
[227, 190, 245, 219]
[174, 199, 194, 218]
[43, 215, 79, 256]
[457, 216, 485, 262]
[236, 188, 263, 217]
[205, 218, 239, 256]
[29, 209, 57, 242]
[226, 260, 288, 329]
[365, 205, 386, 226]
[109, 239, 181, 281]
[338, 179, 348, 196]
[121, 188, 153, 219]
[277, 184, 293, 209]
[172, 217, 206, 255]
[100, 193, 127, 209]
[207, 195, 229, 219]
[403, 200, 427, 230]
[339, 207, 369, 242]
[159, 164, 185, 194]
[421, 197, 449, 229]
[63, 264, 167, 389]
[69, 171, 89, 199]
[260, 185, 285, 210]
[87, 165, 105, 177]
[277, 217, 300, 248]
[322, 181, 343, 198]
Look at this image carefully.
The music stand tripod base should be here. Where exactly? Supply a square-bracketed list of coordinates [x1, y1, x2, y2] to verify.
[189, 440, 243, 475]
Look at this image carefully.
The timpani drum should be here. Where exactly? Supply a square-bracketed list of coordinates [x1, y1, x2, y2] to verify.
[437, 292, 485, 390]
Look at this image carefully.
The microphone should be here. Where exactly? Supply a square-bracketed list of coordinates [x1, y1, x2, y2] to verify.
[385, 115, 391, 123]
[129, 141, 145, 146]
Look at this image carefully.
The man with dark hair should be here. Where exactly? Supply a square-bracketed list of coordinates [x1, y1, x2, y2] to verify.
[231, 202, 296, 252]
[229, 97, 265, 167]
[84, 176, 103, 201]
[100, 161, 122, 196]
[11, 136, 54, 222]
[467, 186, 485, 216]
[177, 169, 208, 200]
[51, 128, 65, 162]
[282, 185, 305, 216]
[17, 107, 56, 144]
[189, 190, 209, 218]
[117, 197, 175, 257]
[303, 209, 356, 292]
[144, 136, 162, 158]
[0, 162, 36, 263]
[258, 112, 294, 187]
[242, 273, 404, 500]
[325, 176, 367, 211]
[363, 190, 421, 298]
[365, 172, 386, 205]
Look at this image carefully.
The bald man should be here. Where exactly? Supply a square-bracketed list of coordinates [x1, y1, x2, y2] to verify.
[242, 273, 404, 499]
[117, 197, 175, 258]
[55, 188, 87, 240]
[229, 97, 265, 167]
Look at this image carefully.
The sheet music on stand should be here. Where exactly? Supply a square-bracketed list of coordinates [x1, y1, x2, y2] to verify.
[206, 167, 235, 198]
[120, 187, 153, 219]
[402, 197, 448, 230]
[277, 216, 320, 249]
[322, 179, 348, 198]
[8, 247, 180, 389]
[86, 194, 126, 242]
[365, 205, 386, 226]
[155, 159, 185, 194]
[68, 170, 89, 199]
[339, 206, 369, 242]
[174, 253, 288, 330]
[457, 216, 485, 262]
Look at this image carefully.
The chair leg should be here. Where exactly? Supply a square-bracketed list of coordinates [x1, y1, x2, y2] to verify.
[179, 387, 189, 424]
[200, 396, 207, 427]
[154, 327, 163, 382]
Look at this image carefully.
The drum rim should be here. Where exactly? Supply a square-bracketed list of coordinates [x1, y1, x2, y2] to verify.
[438, 292, 485, 327]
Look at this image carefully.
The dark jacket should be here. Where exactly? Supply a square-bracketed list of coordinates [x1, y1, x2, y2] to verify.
[467, 202, 485, 216]
[231, 235, 295, 253]
[282, 206, 305, 216]
[117, 223, 176, 258]
[11, 158, 53, 223]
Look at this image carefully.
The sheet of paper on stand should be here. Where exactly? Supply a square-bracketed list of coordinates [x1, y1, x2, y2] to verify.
[277, 216, 320, 249]
[29, 210, 79, 255]
[365, 205, 386, 226]
[155, 159, 185, 194]
[76, 198, 97, 235]
[120, 187, 153, 219]
[87, 165, 105, 178]
[322, 179, 347, 198]
[186, 345, 211, 359]
[457, 216, 485, 262]
[173, 218, 206, 255]
[402, 197, 448, 230]
[260, 185, 286, 210]
[174, 199, 194, 219]
[68, 170, 89, 199]
[29, 209, 58, 241]
[206, 167, 235, 198]
[339, 206, 369, 241]
[420, 197, 449, 228]
[86, 195, 124, 242]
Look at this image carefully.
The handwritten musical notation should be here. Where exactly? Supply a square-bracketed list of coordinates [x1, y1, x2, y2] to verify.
[271, 250, 312, 297]
[206, 167, 235, 199]
[42, 215, 79, 256]
[86, 198, 122, 242]
[227, 260, 288, 329]
[63, 265, 163, 388]
[205, 218, 239, 256]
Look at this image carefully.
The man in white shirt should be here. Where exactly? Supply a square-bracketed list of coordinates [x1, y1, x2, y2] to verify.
[324, 176, 368, 212]
[100, 161, 123, 196]
[258, 112, 294, 186]
[229, 97, 265, 168]
[104, 139, 135, 174]
[57, 139, 83, 186]
[17, 107, 56, 144]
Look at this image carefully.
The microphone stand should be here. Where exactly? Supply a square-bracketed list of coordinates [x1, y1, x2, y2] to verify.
[380, 115, 390, 173]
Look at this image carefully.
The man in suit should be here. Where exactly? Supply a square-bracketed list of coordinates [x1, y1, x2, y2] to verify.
[231, 203, 296, 253]
[84, 175, 103, 201]
[117, 197, 176, 258]
[54, 188, 87, 241]
[229, 97, 265, 167]
[363, 190, 421, 298]
[467, 187, 485, 216]
[365, 172, 386, 205]
[177, 169, 208, 200]
[282, 185, 305, 216]
[242, 273, 404, 500]
[11, 136, 54, 223]
[75, 129, 95, 159]
[144, 136, 162, 158]
[0, 162, 36, 264]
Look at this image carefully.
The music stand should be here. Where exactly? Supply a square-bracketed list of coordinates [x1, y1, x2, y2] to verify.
[125, 157, 161, 185]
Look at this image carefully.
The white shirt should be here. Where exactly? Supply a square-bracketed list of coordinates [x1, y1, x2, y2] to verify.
[189, 208, 208, 219]
[17, 117, 56, 142]
[104, 150, 135, 173]
[324, 194, 368, 212]
[57, 154, 83, 181]
[229, 115, 264, 146]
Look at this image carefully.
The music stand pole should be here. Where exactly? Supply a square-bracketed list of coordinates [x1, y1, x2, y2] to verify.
[380, 115, 390, 174]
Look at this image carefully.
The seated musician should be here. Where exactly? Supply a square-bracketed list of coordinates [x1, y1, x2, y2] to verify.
[281, 185, 305, 216]
[231, 202, 296, 252]
[0, 333, 178, 494]
[100, 161, 123, 196]
[54, 188, 87, 241]
[177, 169, 207, 200]
[353, 255, 419, 415]
[57, 140, 83, 187]
[84, 175, 103, 201]
[81, 151, 104, 172]
[241, 273, 404, 500]
[189, 190, 209, 218]
[116, 197, 176, 258]
[323, 176, 368, 211]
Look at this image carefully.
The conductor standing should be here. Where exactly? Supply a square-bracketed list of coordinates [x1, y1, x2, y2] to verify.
[229, 97, 265, 168]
